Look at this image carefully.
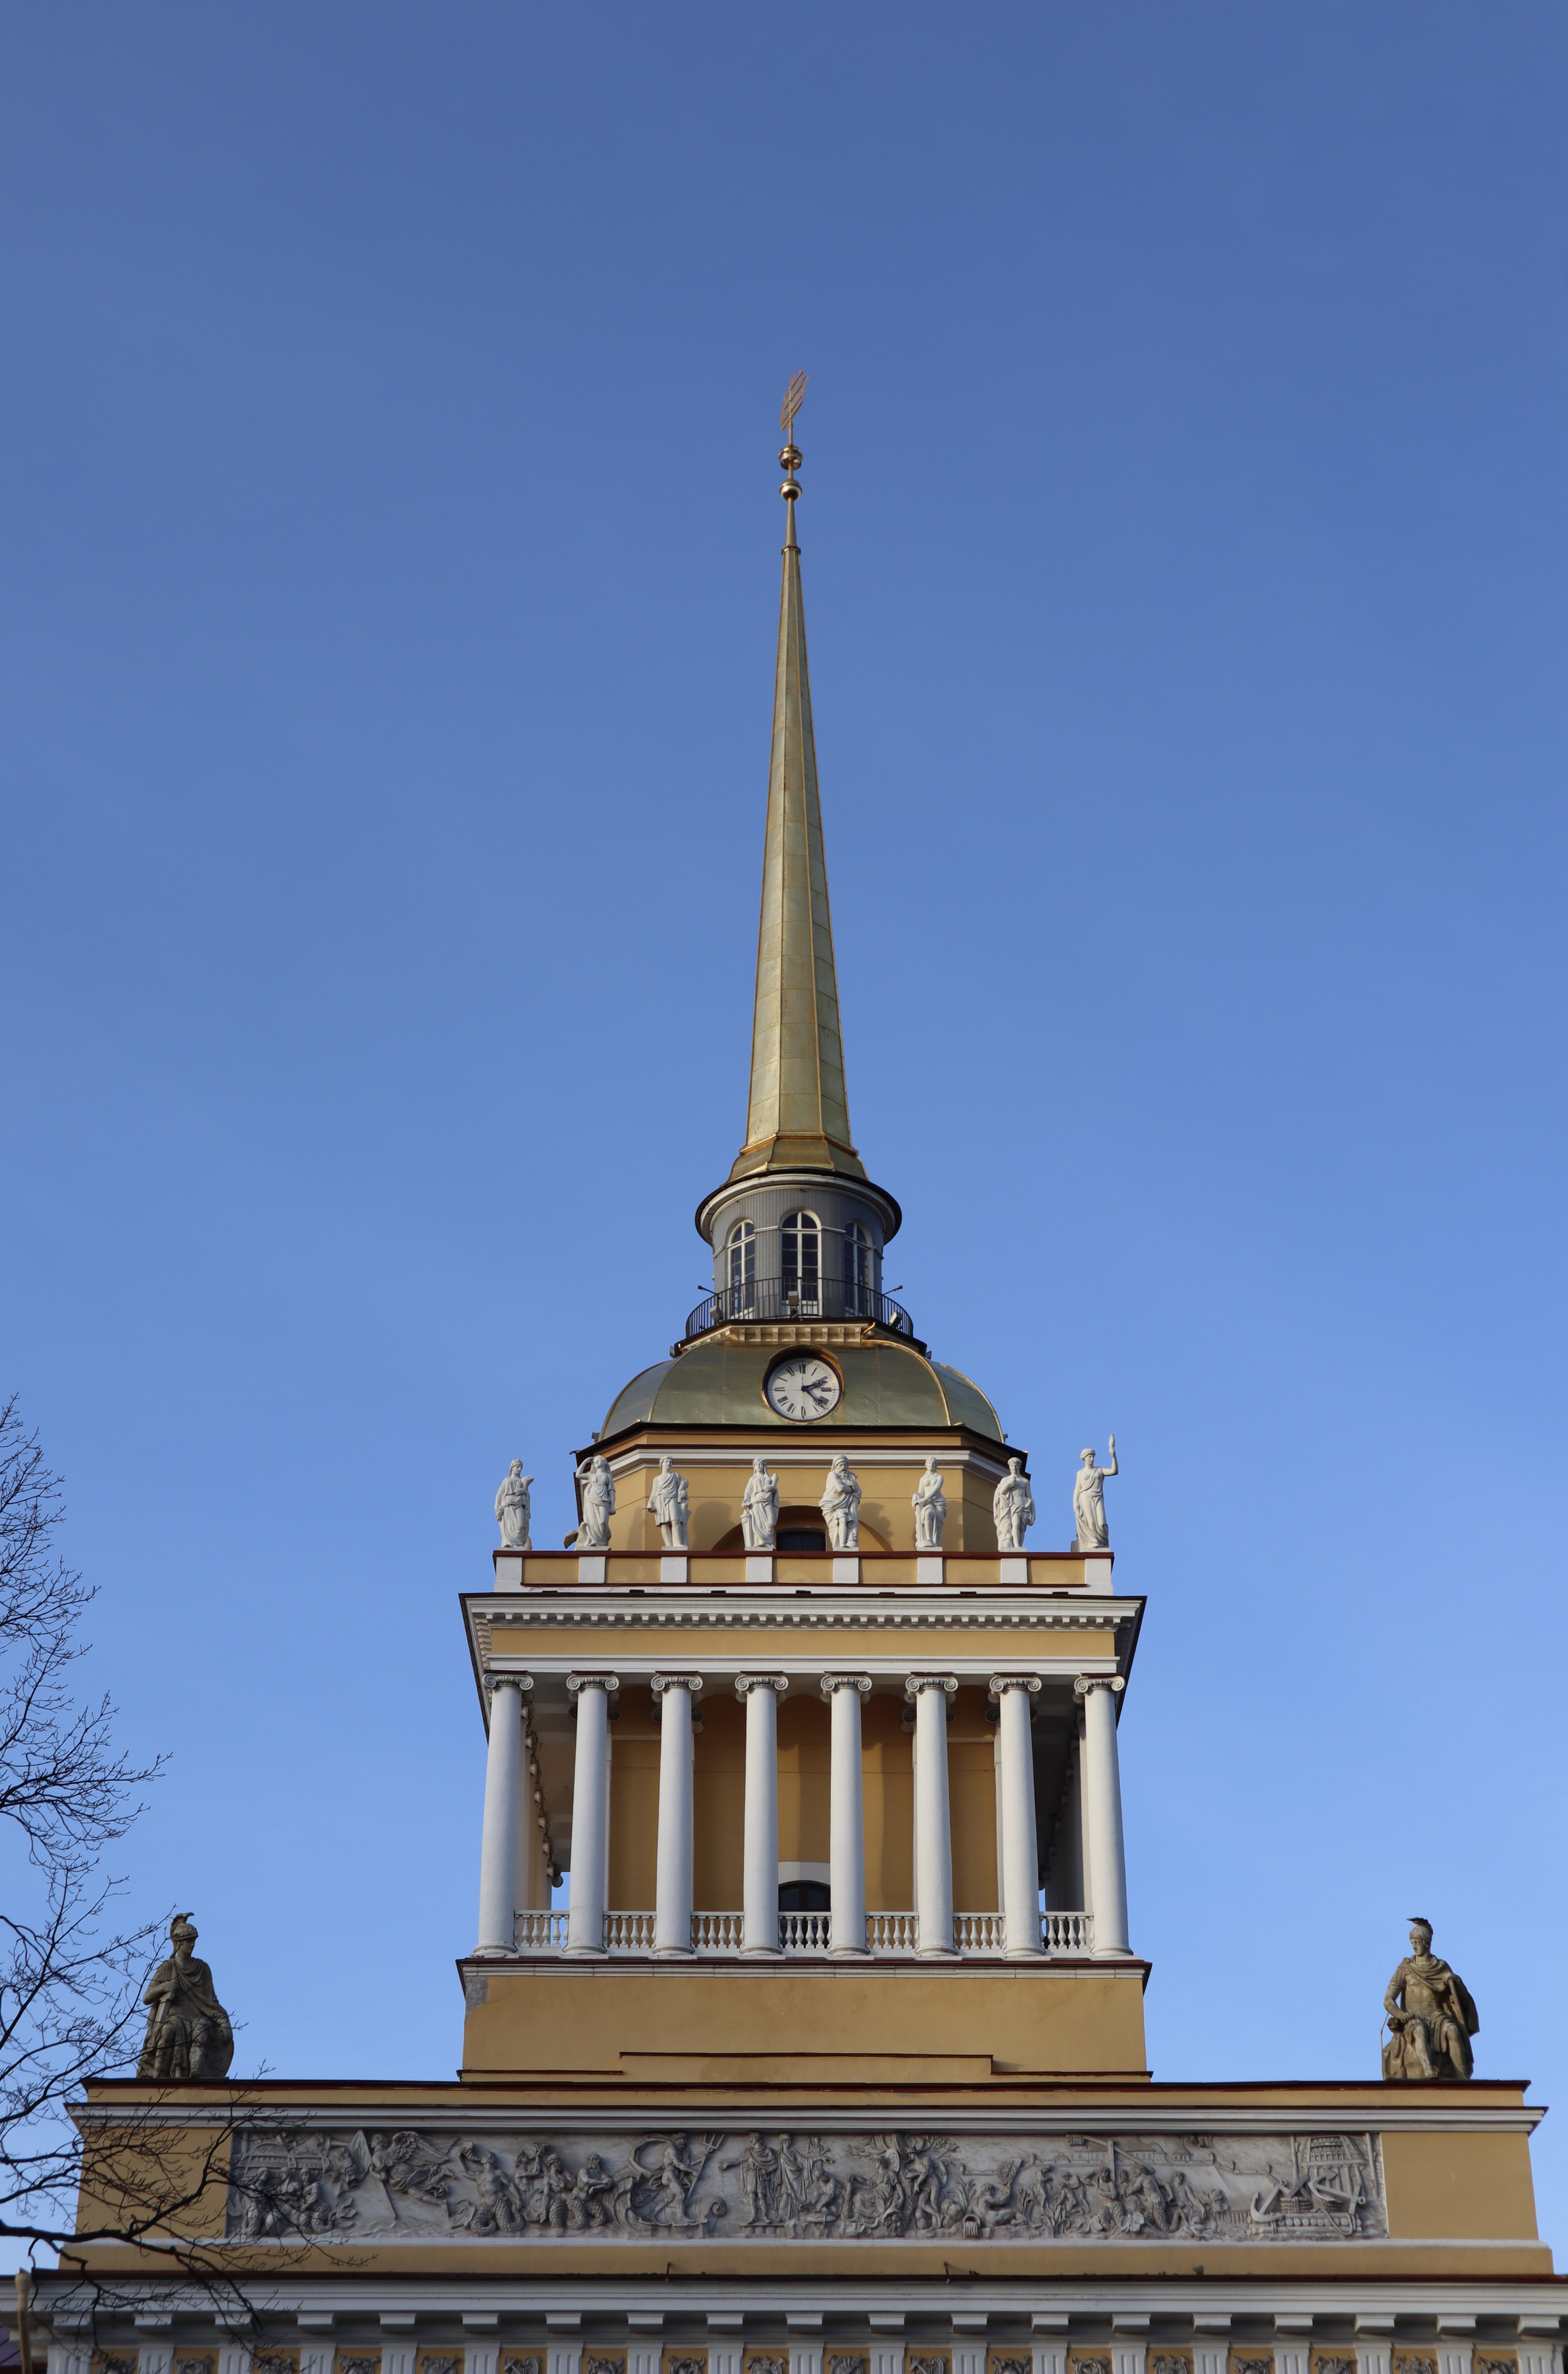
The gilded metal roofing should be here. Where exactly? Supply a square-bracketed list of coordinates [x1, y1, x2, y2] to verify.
[600, 1339, 1004, 1444]
[729, 455, 865, 1185]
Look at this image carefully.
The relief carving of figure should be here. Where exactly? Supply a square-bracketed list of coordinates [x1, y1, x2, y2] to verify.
[911, 1458, 946, 1549]
[1382, 1917, 1478, 2081]
[819, 1455, 862, 1551]
[646, 1455, 690, 1551]
[136, 1913, 234, 2081]
[992, 1456, 1035, 1551]
[1072, 1436, 1117, 1550]
[574, 1455, 616, 1550]
[741, 1457, 779, 1550]
[495, 1460, 533, 1550]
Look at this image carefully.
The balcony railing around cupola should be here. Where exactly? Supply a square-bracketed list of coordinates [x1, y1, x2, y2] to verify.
[685, 1277, 914, 1340]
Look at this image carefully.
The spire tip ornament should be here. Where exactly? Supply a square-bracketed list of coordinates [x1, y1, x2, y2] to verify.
[779, 371, 807, 535]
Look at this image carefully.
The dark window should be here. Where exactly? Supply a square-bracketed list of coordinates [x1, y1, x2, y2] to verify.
[778, 1881, 831, 1912]
[726, 1219, 755, 1299]
[777, 1526, 827, 1552]
[780, 1210, 820, 1308]
[843, 1219, 873, 1311]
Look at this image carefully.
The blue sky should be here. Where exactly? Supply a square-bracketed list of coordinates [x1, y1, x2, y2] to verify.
[2, 0, 1565, 2253]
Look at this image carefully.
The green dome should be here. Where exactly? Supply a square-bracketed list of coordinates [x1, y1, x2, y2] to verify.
[601, 1338, 1004, 1444]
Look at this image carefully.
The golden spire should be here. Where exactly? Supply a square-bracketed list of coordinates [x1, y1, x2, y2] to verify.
[728, 377, 867, 1185]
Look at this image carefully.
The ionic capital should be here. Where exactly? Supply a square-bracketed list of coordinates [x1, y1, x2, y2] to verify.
[905, 1673, 959, 1699]
[566, 1672, 620, 1698]
[650, 1672, 704, 1696]
[988, 1674, 1042, 1700]
[734, 1674, 790, 1698]
[484, 1669, 534, 1698]
[820, 1673, 873, 1697]
[1072, 1673, 1125, 1700]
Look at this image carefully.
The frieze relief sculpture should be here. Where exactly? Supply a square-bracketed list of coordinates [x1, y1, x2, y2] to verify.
[646, 1455, 690, 1551]
[137, 1913, 234, 2081]
[911, 1458, 946, 1549]
[573, 1454, 615, 1550]
[992, 1456, 1035, 1551]
[494, 1461, 533, 1551]
[740, 1457, 779, 1550]
[819, 1455, 862, 1551]
[226, 2123, 1384, 2245]
[1072, 1435, 1117, 1550]
[1382, 1917, 1478, 2081]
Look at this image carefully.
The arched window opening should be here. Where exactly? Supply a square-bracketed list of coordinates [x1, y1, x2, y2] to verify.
[780, 1211, 820, 1313]
[843, 1220, 874, 1314]
[726, 1219, 755, 1310]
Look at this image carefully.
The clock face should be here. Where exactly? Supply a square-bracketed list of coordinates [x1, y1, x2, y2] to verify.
[764, 1353, 843, 1422]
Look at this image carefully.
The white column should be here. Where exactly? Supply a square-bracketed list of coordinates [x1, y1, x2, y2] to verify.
[737, 1674, 788, 1955]
[821, 1673, 870, 1955]
[990, 1673, 1042, 1958]
[475, 1670, 530, 1954]
[907, 1674, 957, 1956]
[652, 1672, 701, 1955]
[1075, 1672, 1130, 1954]
[565, 1672, 617, 1955]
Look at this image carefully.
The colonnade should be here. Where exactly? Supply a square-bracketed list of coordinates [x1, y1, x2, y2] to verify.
[473, 1668, 1131, 1961]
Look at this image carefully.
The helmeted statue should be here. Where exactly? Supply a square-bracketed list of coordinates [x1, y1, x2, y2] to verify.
[1072, 1436, 1118, 1550]
[992, 1456, 1035, 1551]
[912, 1457, 947, 1549]
[1382, 1917, 1478, 2081]
[819, 1455, 862, 1551]
[574, 1454, 616, 1550]
[137, 1913, 234, 2081]
[646, 1455, 690, 1551]
[494, 1460, 533, 1550]
[741, 1457, 779, 1551]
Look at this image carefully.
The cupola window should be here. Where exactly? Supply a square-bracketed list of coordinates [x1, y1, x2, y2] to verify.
[780, 1210, 820, 1313]
[844, 1219, 874, 1313]
[726, 1219, 756, 1309]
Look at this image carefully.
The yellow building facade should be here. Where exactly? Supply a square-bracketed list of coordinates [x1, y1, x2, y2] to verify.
[38, 415, 1563, 2374]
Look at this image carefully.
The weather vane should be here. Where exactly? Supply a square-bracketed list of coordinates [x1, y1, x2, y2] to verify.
[779, 371, 808, 516]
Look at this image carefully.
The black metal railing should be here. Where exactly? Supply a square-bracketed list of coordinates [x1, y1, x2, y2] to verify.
[684, 1276, 914, 1340]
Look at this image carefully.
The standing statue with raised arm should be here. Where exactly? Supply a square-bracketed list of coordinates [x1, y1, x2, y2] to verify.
[1072, 1436, 1118, 1550]
[1382, 1918, 1478, 2081]
[819, 1455, 862, 1551]
[741, 1457, 779, 1551]
[646, 1454, 691, 1551]
[912, 1458, 947, 1549]
[574, 1454, 616, 1550]
[992, 1456, 1035, 1551]
[494, 1460, 533, 1550]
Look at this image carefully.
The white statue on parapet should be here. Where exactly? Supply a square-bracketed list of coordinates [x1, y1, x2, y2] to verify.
[646, 1454, 691, 1551]
[741, 1457, 779, 1550]
[494, 1460, 533, 1551]
[819, 1454, 862, 1551]
[911, 1457, 946, 1548]
[573, 1454, 616, 1550]
[1071, 1435, 1117, 1550]
[992, 1456, 1035, 1551]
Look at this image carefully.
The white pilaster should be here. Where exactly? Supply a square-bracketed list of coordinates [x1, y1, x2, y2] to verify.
[821, 1672, 871, 1955]
[1076, 1671, 1130, 1953]
[651, 1672, 701, 1954]
[1353, 2340, 1390, 2374]
[1436, 2343, 1473, 2374]
[738, 1673, 788, 1953]
[475, 1670, 531, 1953]
[990, 1673, 1042, 1957]
[1113, 2344, 1148, 2374]
[464, 2350, 498, 2374]
[1033, 2345, 1069, 2374]
[547, 2347, 583, 2374]
[908, 1674, 957, 1955]
[565, 1672, 617, 1955]
[872, 2348, 906, 2374]
[1274, 2344, 1309, 2374]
